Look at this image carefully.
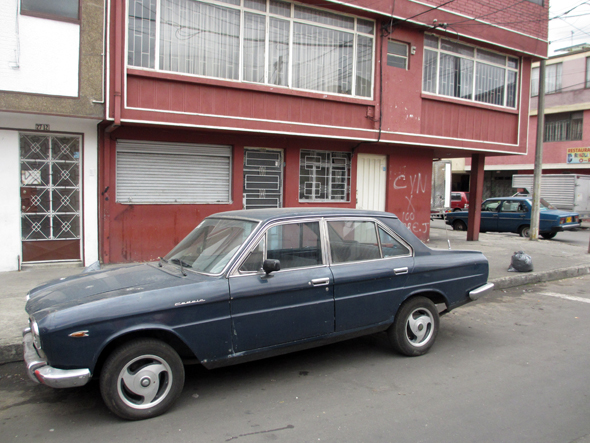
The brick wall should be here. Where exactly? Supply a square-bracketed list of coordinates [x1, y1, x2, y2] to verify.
[420, 0, 549, 40]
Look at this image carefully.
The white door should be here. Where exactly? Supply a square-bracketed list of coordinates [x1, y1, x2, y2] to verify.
[356, 154, 387, 211]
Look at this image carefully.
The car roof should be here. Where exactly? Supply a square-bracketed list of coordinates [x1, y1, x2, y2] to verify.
[486, 197, 530, 201]
[209, 207, 399, 223]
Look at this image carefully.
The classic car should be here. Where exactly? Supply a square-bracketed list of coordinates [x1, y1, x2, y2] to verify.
[23, 208, 493, 420]
[445, 197, 580, 239]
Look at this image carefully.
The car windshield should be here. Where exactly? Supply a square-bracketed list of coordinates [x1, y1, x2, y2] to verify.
[164, 218, 258, 274]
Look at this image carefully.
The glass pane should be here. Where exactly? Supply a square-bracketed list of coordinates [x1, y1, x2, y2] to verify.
[293, 23, 353, 94]
[422, 49, 438, 93]
[477, 49, 506, 66]
[545, 63, 562, 94]
[240, 238, 265, 272]
[243, 13, 266, 83]
[328, 221, 380, 264]
[378, 227, 410, 257]
[267, 223, 322, 269]
[356, 35, 373, 96]
[439, 53, 473, 99]
[506, 70, 517, 107]
[294, 4, 354, 30]
[299, 150, 350, 202]
[270, 0, 291, 17]
[387, 55, 406, 69]
[160, 0, 240, 80]
[357, 19, 374, 34]
[475, 62, 505, 106]
[424, 34, 438, 48]
[128, 0, 157, 68]
[269, 18, 289, 86]
[508, 57, 519, 69]
[388, 41, 407, 57]
[531, 66, 539, 97]
[244, 0, 266, 11]
[441, 39, 474, 57]
[21, 0, 79, 19]
[51, 136, 80, 161]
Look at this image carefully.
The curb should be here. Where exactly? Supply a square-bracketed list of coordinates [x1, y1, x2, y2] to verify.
[490, 265, 590, 290]
[2, 265, 590, 366]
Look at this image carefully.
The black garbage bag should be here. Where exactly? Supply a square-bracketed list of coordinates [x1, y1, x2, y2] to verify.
[508, 251, 533, 272]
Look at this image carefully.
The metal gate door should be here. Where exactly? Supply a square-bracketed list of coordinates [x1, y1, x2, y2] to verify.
[20, 134, 81, 262]
[243, 149, 283, 209]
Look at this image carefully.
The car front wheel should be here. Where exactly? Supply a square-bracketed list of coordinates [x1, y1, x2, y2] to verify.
[100, 339, 185, 420]
[389, 297, 439, 356]
[518, 225, 531, 238]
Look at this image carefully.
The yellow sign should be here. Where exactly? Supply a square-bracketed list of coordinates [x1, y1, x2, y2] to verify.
[567, 147, 590, 164]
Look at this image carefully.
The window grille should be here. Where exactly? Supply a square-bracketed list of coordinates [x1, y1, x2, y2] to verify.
[299, 150, 350, 202]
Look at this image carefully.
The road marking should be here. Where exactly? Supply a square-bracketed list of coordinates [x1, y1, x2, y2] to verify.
[537, 292, 590, 304]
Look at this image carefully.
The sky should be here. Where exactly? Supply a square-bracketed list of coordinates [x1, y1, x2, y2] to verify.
[548, 0, 590, 54]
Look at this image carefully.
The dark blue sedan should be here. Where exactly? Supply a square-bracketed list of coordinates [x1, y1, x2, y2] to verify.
[24, 208, 493, 420]
[445, 197, 580, 239]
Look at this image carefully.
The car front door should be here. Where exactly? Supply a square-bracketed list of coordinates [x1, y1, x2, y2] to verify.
[480, 199, 501, 232]
[228, 220, 334, 352]
[327, 219, 414, 332]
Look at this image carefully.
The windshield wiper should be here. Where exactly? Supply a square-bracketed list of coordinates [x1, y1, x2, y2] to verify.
[170, 258, 192, 276]
[158, 256, 168, 267]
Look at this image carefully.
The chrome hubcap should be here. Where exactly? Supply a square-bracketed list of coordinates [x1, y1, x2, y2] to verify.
[405, 308, 434, 347]
[117, 355, 173, 409]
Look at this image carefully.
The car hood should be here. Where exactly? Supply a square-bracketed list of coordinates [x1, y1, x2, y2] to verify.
[25, 263, 193, 318]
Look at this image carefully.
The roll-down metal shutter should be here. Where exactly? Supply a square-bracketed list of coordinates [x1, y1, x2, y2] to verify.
[116, 140, 231, 204]
[512, 174, 576, 210]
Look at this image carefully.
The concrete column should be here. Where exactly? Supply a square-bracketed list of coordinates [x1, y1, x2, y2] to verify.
[467, 154, 485, 241]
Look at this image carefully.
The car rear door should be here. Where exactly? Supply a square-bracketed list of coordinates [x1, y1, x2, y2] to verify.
[228, 220, 334, 352]
[497, 200, 528, 233]
[326, 219, 414, 332]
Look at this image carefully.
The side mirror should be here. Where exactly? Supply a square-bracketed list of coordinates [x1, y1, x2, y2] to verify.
[263, 259, 281, 275]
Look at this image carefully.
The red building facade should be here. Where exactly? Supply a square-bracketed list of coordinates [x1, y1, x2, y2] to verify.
[100, 0, 549, 263]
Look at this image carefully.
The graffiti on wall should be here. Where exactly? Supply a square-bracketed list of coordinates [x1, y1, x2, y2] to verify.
[393, 167, 429, 235]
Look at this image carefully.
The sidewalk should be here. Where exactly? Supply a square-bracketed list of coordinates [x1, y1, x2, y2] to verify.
[2, 226, 590, 364]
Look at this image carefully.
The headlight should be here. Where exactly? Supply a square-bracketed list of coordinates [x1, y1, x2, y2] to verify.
[30, 319, 42, 350]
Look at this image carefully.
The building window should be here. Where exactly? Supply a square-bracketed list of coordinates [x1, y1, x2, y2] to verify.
[544, 112, 583, 142]
[422, 34, 519, 108]
[21, 0, 79, 21]
[526, 0, 543, 5]
[586, 57, 590, 88]
[116, 141, 232, 204]
[387, 41, 408, 69]
[531, 63, 562, 96]
[299, 150, 351, 202]
[128, 0, 375, 98]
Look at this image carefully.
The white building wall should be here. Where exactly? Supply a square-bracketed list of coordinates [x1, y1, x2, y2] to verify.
[0, 112, 99, 272]
[0, 1, 79, 97]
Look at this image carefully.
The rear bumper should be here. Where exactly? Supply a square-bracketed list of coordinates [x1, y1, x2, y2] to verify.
[23, 329, 91, 388]
[469, 282, 495, 301]
[551, 223, 581, 233]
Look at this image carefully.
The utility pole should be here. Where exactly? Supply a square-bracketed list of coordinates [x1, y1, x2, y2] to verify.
[531, 59, 546, 241]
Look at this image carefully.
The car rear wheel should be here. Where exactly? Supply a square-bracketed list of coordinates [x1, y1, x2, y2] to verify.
[518, 225, 531, 238]
[541, 232, 557, 240]
[452, 220, 467, 231]
[100, 339, 185, 420]
[388, 297, 439, 356]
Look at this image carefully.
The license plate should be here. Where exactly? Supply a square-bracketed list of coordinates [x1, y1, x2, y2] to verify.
[567, 217, 572, 223]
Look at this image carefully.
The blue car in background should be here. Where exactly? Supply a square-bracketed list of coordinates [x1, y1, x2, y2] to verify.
[445, 196, 580, 239]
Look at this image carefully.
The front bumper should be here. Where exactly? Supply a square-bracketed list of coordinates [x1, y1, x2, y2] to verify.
[469, 282, 495, 301]
[23, 329, 92, 388]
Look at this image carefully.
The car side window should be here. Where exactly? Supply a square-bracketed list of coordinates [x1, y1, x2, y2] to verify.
[328, 220, 381, 264]
[378, 227, 410, 257]
[501, 201, 520, 213]
[239, 237, 265, 273]
[266, 222, 323, 270]
[482, 200, 501, 212]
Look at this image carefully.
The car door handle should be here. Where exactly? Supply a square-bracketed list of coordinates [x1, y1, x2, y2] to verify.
[394, 267, 408, 275]
[310, 278, 330, 287]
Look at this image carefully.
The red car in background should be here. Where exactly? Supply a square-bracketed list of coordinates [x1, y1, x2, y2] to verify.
[451, 192, 469, 211]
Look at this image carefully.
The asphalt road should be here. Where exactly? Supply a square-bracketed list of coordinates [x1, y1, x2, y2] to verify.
[2, 277, 590, 443]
